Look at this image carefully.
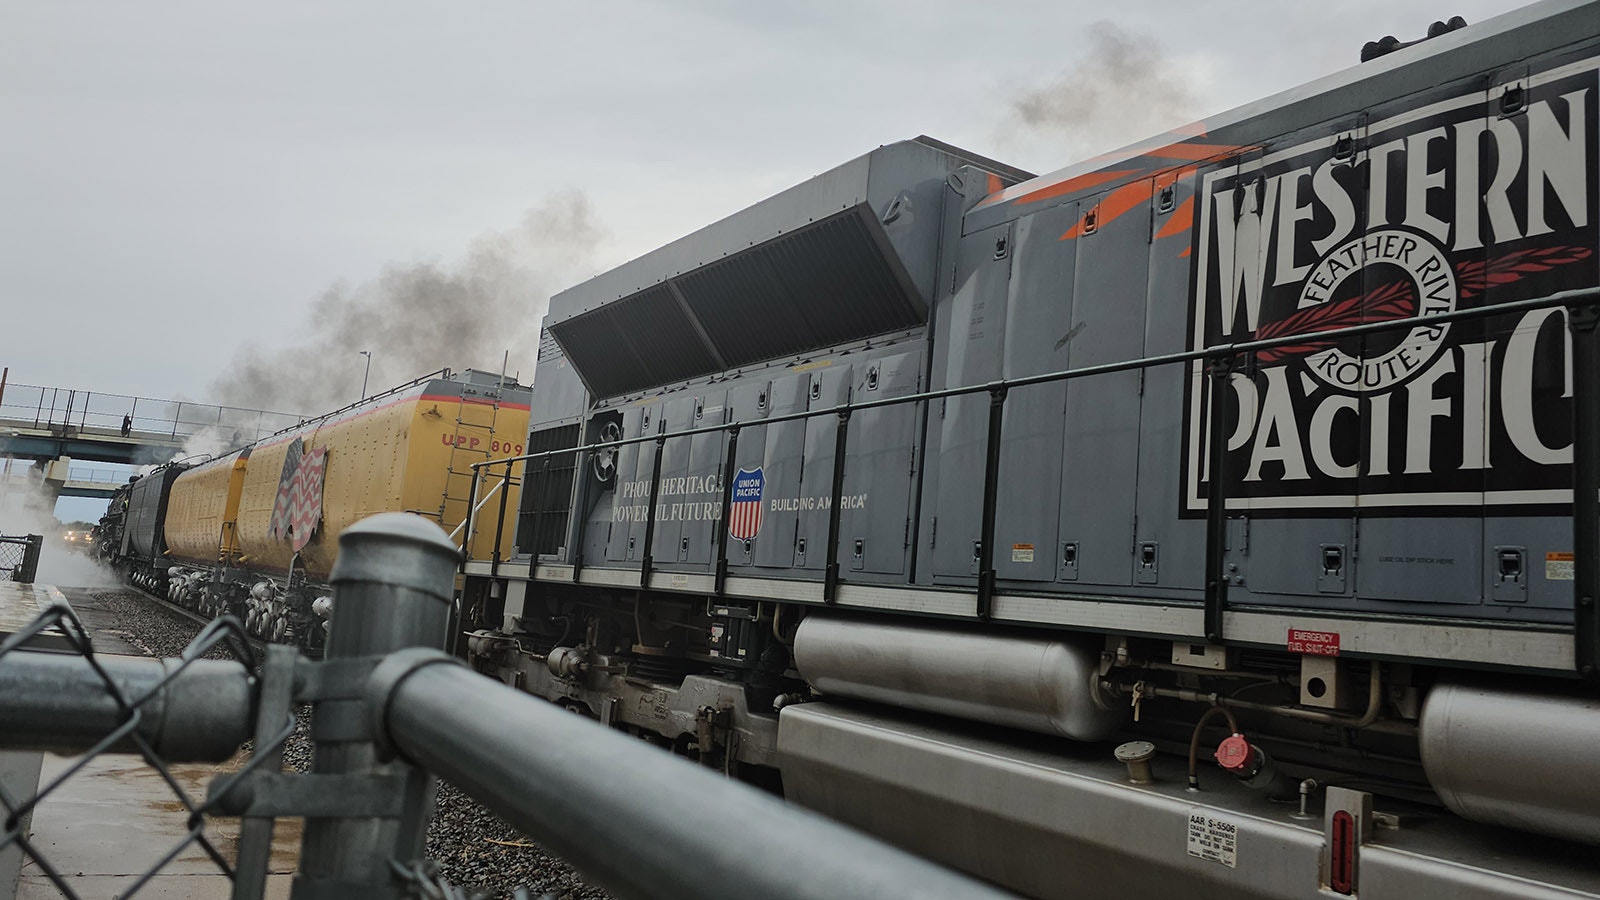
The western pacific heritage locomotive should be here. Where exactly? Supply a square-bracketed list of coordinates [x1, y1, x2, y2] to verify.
[456, 3, 1600, 897]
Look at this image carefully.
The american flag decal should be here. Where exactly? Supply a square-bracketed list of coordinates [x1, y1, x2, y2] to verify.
[270, 438, 329, 552]
[727, 467, 765, 541]
[286, 447, 328, 552]
[267, 438, 305, 539]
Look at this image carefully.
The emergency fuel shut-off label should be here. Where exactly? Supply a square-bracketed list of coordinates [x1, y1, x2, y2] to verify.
[1187, 813, 1238, 868]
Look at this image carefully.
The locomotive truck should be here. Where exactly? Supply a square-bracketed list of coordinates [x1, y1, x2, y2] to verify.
[101, 369, 531, 649]
[456, 2, 1600, 897]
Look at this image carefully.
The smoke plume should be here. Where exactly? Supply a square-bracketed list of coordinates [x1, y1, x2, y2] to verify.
[211, 191, 608, 415]
[1006, 21, 1209, 164]
[0, 464, 119, 588]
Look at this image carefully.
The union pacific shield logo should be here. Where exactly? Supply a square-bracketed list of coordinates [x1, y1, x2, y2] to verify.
[728, 467, 765, 540]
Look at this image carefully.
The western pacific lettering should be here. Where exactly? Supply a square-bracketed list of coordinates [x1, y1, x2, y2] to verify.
[1210, 88, 1590, 336]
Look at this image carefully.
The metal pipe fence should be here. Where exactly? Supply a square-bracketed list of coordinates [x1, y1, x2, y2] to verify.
[462, 286, 1600, 679]
[0, 514, 1014, 900]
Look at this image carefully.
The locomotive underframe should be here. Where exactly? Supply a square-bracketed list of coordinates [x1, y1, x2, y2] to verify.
[461, 571, 1600, 898]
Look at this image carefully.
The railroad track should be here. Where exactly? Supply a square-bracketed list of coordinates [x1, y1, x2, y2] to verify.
[127, 584, 270, 657]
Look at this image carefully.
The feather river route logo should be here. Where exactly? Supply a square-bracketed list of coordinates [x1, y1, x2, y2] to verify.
[1256, 232, 1591, 392]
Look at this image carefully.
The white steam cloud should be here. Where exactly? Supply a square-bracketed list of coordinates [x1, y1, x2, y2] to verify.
[0, 463, 119, 588]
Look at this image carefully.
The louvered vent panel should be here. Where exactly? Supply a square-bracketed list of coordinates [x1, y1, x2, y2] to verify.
[549, 204, 925, 399]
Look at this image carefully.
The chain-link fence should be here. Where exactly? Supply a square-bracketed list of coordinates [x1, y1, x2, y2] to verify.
[0, 536, 41, 583]
[0, 602, 264, 898]
[0, 514, 1011, 900]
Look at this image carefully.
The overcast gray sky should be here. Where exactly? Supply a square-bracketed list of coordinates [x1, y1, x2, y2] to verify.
[3, 0, 1538, 413]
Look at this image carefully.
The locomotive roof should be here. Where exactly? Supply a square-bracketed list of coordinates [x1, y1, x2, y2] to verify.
[544, 137, 1031, 400]
[964, 0, 1599, 232]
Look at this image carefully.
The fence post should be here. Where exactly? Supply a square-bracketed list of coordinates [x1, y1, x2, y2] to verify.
[17, 535, 41, 584]
[290, 513, 461, 899]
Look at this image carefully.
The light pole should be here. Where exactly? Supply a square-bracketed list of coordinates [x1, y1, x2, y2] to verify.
[359, 351, 372, 401]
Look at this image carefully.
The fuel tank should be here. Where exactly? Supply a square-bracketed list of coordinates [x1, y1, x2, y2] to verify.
[792, 615, 1123, 741]
[1420, 681, 1600, 846]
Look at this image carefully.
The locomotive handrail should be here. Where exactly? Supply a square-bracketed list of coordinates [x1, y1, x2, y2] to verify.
[470, 285, 1600, 678]
[474, 287, 1600, 470]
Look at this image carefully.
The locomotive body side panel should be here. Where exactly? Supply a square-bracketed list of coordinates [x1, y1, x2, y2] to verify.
[992, 205, 1077, 585]
[1056, 182, 1151, 590]
[164, 453, 247, 567]
[124, 466, 182, 561]
[925, 221, 1014, 582]
[1134, 167, 1209, 594]
[840, 349, 922, 576]
[235, 395, 416, 578]
[1179, 51, 1598, 622]
[405, 386, 532, 564]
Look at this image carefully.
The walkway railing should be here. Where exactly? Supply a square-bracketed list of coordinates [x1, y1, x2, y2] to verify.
[463, 287, 1600, 681]
[54, 466, 125, 487]
[0, 514, 1011, 900]
[0, 382, 305, 445]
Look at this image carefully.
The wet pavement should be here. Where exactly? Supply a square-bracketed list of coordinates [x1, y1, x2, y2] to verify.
[11, 586, 301, 899]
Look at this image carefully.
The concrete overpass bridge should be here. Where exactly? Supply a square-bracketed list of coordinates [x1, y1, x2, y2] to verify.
[0, 376, 307, 509]
[0, 379, 305, 464]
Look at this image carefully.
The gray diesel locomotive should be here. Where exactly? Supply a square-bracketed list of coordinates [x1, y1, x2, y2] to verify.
[460, 2, 1600, 896]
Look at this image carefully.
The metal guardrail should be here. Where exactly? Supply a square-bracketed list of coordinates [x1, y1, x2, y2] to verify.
[0, 514, 1012, 900]
[0, 535, 42, 584]
[0, 381, 306, 444]
[463, 286, 1600, 679]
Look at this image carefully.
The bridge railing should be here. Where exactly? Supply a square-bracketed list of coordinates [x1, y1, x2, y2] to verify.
[0, 514, 1012, 900]
[0, 383, 305, 445]
[64, 466, 125, 485]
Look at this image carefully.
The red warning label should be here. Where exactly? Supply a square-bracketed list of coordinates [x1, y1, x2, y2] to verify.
[1287, 629, 1340, 656]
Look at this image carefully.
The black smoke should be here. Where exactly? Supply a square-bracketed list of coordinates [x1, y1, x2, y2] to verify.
[211, 190, 607, 414]
[1007, 21, 1206, 164]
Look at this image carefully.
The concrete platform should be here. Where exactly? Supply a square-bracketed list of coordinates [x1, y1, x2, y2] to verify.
[4, 584, 300, 899]
[16, 753, 299, 899]
[0, 583, 71, 653]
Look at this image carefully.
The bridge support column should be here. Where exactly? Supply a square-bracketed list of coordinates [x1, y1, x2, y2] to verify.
[37, 457, 69, 512]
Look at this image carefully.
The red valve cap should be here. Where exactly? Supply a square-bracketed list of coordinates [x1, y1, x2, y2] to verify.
[1215, 734, 1254, 772]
